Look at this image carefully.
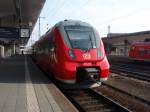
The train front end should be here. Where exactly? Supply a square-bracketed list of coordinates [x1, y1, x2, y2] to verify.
[56, 20, 110, 85]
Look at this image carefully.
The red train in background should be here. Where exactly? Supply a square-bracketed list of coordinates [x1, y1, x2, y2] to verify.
[129, 39, 150, 61]
[32, 20, 110, 86]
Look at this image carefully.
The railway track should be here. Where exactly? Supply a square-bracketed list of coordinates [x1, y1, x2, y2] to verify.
[111, 61, 150, 71]
[62, 88, 131, 112]
[101, 82, 150, 106]
[111, 64, 150, 82]
[93, 83, 150, 112]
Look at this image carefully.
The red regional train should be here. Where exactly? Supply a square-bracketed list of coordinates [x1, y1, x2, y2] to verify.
[129, 41, 150, 61]
[32, 20, 110, 87]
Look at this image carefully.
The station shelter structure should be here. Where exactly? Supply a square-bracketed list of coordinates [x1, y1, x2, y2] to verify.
[0, 0, 45, 58]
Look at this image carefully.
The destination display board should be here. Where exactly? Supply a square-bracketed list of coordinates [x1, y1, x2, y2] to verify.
[0, 27, 19, 38]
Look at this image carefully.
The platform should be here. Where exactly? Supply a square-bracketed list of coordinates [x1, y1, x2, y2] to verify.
[0, 55, 78, 112]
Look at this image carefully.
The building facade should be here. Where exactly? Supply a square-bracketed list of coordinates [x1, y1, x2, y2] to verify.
[102, 31, 150, 56]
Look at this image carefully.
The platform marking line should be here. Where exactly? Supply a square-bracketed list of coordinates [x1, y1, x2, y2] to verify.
[41, 84, 63, 112]
[25, 57, 41, 112]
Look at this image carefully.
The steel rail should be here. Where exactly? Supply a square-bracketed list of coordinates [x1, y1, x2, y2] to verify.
[111, 65, 150, 81]
[62, 88, 132, 112]
[101, 82, 150, 106]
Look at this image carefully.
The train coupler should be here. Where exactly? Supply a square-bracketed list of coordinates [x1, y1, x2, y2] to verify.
[77, 67, 100, 82]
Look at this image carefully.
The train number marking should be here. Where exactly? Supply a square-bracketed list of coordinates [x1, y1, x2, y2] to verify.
[83, 53, 91, 59]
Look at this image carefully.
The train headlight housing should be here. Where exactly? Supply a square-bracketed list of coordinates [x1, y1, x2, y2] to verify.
[131, 46, 135, 50]
[97, 50, 102, 58]
[68, 50, 76, 59]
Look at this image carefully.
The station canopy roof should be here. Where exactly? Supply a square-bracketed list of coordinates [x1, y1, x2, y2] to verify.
[0, 0, 45, 29]
[0, 0, 46, 45]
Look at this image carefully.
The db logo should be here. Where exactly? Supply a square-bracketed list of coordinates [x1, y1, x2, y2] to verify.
[83, 53, 91, 59]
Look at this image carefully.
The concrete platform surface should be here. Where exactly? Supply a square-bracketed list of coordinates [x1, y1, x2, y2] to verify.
[0, 55, 78, 112]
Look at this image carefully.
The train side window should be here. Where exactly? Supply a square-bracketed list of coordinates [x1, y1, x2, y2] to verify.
[148, 49, 150, 54]
[139, 48, 145, 55]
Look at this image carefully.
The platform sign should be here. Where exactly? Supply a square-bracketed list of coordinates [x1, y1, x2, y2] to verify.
[0, 27, 19, 38]
[20, 28, 30, 38]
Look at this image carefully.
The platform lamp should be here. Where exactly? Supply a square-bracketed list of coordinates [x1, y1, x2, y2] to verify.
[29, 22, 33, 37]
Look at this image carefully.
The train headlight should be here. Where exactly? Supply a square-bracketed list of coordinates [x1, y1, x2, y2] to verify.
[68, 50, 76, 59]
[131, 46, 135, 50]
[97, 50, 102, 58]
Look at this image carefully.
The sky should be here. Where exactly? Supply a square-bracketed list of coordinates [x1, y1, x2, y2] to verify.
[27, 0, 150, 46]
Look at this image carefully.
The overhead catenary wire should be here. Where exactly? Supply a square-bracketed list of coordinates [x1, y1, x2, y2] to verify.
[28, 0, 91, 47]
[29, 0, 150, 46]
[95, 7, 150, 31]
[46, 0, 92, 22]
[46, 0, 68, 20]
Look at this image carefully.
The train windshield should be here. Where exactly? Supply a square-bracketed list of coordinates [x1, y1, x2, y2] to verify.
[65, 26, 98, 50]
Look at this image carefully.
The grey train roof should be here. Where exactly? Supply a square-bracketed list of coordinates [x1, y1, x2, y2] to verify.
[55, 20, 92, 28]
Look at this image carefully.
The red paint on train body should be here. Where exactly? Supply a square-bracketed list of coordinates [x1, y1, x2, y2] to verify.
[129, 42, 150, 61]
[32, 20, 110, 84]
